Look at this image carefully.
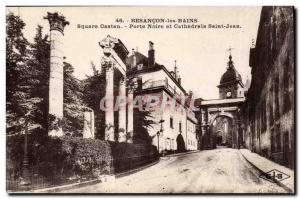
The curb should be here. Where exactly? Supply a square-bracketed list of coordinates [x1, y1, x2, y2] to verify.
[161, 150, 200, 158]
[30, 178, 103, 193]
[239, 150, 293, 193]
[115, 159, 160, 178]
[22, 160, 160, 193]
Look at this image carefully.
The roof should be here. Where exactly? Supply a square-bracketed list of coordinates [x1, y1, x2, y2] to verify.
[219, 55, 243, 86]
[126, 52, 187, 94]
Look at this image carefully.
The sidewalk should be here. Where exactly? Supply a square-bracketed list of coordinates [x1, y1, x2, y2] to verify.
[31, 160, 160, 193]
[239, 149, 294, 193]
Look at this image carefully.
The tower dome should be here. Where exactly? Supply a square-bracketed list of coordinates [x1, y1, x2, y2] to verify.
[218, 52, 244, 99]
[219, 54, 242, 85]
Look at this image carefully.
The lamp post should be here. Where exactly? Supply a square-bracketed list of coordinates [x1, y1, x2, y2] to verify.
[20, 118, 31, 188]
[157, 131, 160, 153]
[157, 119, 165, 154]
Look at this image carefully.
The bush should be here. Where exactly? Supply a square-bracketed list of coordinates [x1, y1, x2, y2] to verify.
[110, 142, 158, 173]
[7, 131, 158, 181]
[7, 132, 112, 180]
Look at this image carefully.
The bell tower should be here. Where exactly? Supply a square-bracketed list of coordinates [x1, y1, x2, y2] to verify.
[218, 48, 244, 99]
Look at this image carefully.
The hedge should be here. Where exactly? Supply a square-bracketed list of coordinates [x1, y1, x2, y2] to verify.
[111, 142, 158, 173]
[7, 131, 158, 181]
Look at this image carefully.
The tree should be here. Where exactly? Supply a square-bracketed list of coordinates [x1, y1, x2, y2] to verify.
[26, 25, 50, 135]
[133, 106, 155, 145]
[82, 62, 106, 139]
[6, 12, 31, 135]
[127, 77, 156, 145]
[63, 62, 86, 136]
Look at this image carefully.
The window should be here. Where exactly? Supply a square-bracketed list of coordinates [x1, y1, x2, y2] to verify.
[179, 122, 182, 132]
[170, 117, 173, 129]
[269, 85, 274, 127]
[271, 129, 275, 153]
[276, 124, 281, 152]
[275, 73, 280, 120]
[262, 99, 267, 132]
[283, 56, 291, 113]
[137, 77, 142, 90]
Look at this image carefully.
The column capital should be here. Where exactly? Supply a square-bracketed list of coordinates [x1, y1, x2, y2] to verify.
[44, 12, 69, 34]
[120, 76, 125, 84]
[99, 35, 119, 56]
[101, 56, 114, 71]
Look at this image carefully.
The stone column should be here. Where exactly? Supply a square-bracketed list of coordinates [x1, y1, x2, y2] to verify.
[104, 61, 115, 141]
[127, 89, 134, 143]
[83, 110, 95, 139]
[44, 12, 69, 137]
[118, 77, 127, 142]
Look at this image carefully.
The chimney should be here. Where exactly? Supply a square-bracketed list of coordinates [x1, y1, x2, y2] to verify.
[148, 41, 155, 67]
[178, 75, 181, 85]
[174, 60, 178, 79]
[132, 48, 136, 67]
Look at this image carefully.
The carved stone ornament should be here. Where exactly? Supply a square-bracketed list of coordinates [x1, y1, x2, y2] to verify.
[44, 12, 69, 34]
[99, 35, 119, 55]
[120, 76, 125, 84]
[101, 56, 114, 71]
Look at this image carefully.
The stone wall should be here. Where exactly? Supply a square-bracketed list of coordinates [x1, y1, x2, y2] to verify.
[242, 6, 294, 169]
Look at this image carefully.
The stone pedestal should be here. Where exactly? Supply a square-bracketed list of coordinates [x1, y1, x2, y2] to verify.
[118, 77, 127, 142]
[44, 12, 69, 137]
[127, 90, 134, 143]
[83, 111, 95, 138]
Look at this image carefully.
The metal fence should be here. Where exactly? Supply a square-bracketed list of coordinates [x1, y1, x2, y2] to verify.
[7, 153, 158, 192]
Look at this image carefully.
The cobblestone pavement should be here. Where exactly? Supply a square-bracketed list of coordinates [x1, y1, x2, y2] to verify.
[60, 148, 287, 193]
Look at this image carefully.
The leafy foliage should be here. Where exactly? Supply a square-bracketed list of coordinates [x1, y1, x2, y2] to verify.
[7, 133, 158, 178]
[63, 62, 86, 136]
[133, 106, 156, 145]
[6, 12, 31, 135]
[7, 134, 113, 178]
[108, 142, 158, 173]
[82, 62, 106, 139]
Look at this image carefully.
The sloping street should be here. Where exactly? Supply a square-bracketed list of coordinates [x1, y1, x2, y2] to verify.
[61, 148, 287, 193]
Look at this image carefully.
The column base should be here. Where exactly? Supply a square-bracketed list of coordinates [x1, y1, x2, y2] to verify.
[49, 128, 63, 137]
[118, 132, 127, 142]
[105, 126, 115, 141]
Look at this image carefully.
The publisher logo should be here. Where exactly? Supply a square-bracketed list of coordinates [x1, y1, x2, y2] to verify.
[259, 169, 290, 183]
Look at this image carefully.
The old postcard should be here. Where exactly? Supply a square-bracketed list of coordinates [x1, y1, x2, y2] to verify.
[6, 6, 295, 194]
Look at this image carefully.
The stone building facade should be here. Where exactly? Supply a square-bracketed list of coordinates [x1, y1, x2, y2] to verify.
[242, 6, 294, 169]
[126, 42, 198, 152]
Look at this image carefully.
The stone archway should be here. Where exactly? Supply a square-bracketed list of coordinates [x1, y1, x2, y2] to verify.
[208, 112, 234, 125]
[209, 114, 234, 148]
[196, 98, 244, 150]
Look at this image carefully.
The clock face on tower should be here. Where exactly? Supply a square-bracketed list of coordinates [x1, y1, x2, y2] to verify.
[226, 91, 232, 98]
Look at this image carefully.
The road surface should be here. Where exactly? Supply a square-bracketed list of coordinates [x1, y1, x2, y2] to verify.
[60, 148, 287, 193]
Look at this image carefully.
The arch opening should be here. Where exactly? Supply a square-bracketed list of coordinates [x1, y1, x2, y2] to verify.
[210, 116, 234, 148]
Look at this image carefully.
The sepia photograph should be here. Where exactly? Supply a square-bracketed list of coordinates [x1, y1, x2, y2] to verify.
[5, 6, 295, 194]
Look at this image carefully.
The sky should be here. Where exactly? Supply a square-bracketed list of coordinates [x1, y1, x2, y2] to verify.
[6, 6, 261, 100]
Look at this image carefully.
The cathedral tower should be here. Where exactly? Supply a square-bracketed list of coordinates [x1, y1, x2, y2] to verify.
[218, 52, 244, 99]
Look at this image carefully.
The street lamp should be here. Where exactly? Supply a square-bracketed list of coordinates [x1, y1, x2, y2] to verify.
[157, 131, 160, 153]
[20, 118, 31, 188]
[157, 119, 165, 153]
